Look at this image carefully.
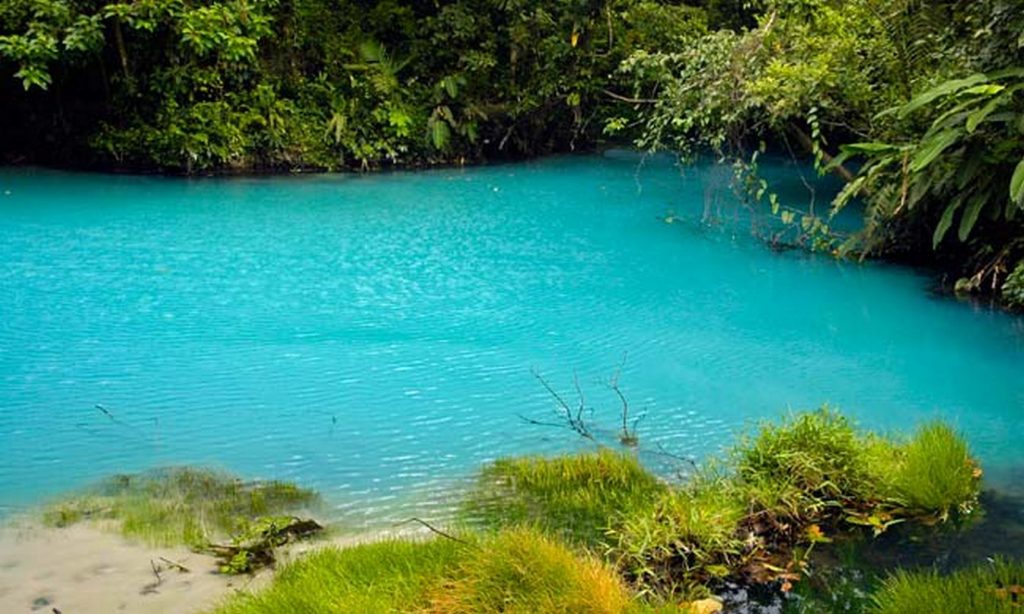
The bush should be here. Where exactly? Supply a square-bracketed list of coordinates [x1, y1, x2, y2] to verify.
[463, 449, 666, 547]
[871, 558, 1024, 614]
[429, 528, 633, 614]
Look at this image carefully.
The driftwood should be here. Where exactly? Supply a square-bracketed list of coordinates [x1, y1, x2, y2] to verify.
[206, 517, 323, 574]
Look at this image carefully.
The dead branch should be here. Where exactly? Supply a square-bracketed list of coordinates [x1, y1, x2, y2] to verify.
[158, 556, 190, 573]
[395, 517, 473, 546]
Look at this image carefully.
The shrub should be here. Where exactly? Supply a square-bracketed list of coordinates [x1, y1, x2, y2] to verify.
[463, 449, 666, 547]
[871, 558, 1024, 614]
[429, 527, 633, 614]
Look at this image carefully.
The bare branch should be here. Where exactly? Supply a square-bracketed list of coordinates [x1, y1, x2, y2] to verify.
[395, 518, 473, 546]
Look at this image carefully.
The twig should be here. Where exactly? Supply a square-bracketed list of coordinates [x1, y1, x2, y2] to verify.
[158, 556, 190, 573]
[150, 559, 162, 586]
[395, 518, 473, 546]
[601, 88, 659, 104]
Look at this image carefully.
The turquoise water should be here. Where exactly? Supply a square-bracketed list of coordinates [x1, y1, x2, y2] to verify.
[1, 153, 1022, 527]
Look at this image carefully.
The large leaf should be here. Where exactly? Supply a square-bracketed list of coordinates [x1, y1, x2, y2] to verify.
[965, 94, 1006, 133]
[1011, 157, 1024, 207]
[910, 130, 961, 173]
[933, 200, 959, 248]
[958, 193, 986, 241]
[900, 74, 988, 118]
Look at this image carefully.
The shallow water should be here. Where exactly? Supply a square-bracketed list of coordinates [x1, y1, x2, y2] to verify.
[1, 153, 1022, 527]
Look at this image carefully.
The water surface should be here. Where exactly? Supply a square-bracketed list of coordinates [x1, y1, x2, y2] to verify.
[1, 154, 1021, 526]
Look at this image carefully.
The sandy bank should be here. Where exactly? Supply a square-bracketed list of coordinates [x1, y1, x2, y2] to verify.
[0, 522, 249, 613]
[0, 519, 424, 613]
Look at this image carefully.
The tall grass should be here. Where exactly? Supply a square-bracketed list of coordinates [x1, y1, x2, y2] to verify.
[871, 558, 1024, 614]
[463, 449, 666, 547]
[42, 467, 319, 547]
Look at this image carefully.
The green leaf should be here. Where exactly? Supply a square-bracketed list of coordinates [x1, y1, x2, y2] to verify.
[910, 130, 961, 173]
[900, 74, 988, 118]
[958, 194, 985, 241]
[1011, 158, 1024, 207]
[965, 95, 1006, 133]
[933, 201, 959, 248]
[840, 142, 900, 155]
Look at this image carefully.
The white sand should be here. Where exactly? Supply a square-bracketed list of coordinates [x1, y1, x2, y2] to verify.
[0, 520, 416, 613]
[0, 523, 255, 613]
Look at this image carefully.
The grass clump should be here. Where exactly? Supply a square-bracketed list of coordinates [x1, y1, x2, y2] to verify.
[608, 479, 746, 600]
[463, 449, 666, 546]
[42, 467, 319, 548]
[429, 527, 633, 614]
[213, 538, 465, 614]
[889, 421, 981, 519]
[871, 558, 1024, 614]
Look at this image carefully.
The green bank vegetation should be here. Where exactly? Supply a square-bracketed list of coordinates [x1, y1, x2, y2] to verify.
[871, 558, 1024, 614]
[464, 408, 982, 602]
[42, 466, 324, 572]
[1, 1, 1022, 306]
[198, 407, 1002, 612]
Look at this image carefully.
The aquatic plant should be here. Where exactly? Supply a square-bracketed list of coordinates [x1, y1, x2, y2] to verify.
[42, 467, 320, 548]
[870, 558, 1024, 614]
[462, 449, 666, 547]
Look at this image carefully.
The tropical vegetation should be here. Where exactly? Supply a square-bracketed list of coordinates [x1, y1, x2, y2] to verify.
[2, 0, 1023, 305]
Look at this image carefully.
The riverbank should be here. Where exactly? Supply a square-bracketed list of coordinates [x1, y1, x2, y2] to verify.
[2, 408, 1011, 613]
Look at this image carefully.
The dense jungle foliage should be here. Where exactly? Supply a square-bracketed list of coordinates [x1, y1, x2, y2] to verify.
[1, 0, 1023, 306]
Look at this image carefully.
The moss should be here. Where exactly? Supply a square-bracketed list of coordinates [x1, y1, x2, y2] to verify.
[462, 449, 666, 547]
[871, 558, 1024, 614]
[42, 467, 319, 547]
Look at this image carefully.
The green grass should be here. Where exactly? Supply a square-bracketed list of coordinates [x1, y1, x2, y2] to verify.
[430, 527, 633, 613]
[732, 408, 886, 512]
[462, 449, 666, 547]
[608, 477, 746, 600]
[42, 467, 319, 547]
[890, 421, 980, 518]
[213, 528, 638, 614]
[731, 408, 980, 527]
[871, 558, 1024, 614]
[212, 538, 466, 613]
